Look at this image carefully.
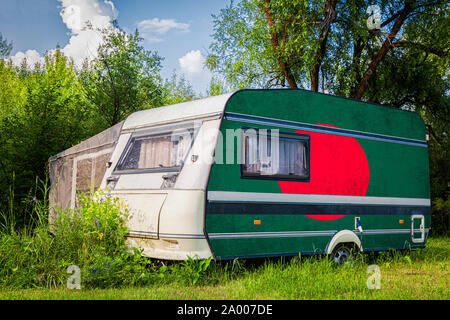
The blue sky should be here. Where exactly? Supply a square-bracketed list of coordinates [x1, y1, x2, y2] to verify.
[0, 0, 227, 94]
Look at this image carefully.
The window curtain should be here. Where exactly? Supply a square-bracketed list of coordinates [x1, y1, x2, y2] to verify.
[136, 131, 193, 169]
[244, 134, 260, 173]
[138, 135, 172, 168]
[278, 139, 305, 176]
[260, 133, 279, 176]
[244, 133, 306, 177]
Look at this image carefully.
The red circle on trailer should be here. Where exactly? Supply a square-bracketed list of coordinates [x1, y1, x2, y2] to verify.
[278, 124, 370, 220]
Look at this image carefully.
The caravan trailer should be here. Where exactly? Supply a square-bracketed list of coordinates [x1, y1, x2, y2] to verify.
[49, 89, 430, 262]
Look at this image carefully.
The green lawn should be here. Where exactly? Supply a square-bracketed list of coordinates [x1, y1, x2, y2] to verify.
[1, 237, 448, 300]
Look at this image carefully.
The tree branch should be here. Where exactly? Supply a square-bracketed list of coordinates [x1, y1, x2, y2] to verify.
[392, 40, 449, 57]
[380, 11, 402, 28]
[99, 50, 121, 125]
[263, 0, 298, 88]
[352, 1, 414, 100]
[310, 0, 337, 92]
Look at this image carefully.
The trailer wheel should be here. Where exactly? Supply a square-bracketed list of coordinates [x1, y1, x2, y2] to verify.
[331, 243, 355, 266]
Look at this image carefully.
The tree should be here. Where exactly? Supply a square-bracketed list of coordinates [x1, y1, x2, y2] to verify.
[206, 75, 233, 96]
[206, 0, 339, 89]
[0, 49, 91, 223]
[371, 9, 449, 234]
[0, 32, 13, 58]
[207, 0, 448, 99]
[82, 25, 165, 129]
[161, 72, 197, 104]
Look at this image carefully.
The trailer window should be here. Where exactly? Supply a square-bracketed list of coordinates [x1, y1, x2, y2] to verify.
[115, 129, 194, 172]
[242, 129, 309, 181]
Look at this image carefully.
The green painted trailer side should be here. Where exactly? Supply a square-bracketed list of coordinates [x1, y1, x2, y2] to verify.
[205, 89, 430, 260]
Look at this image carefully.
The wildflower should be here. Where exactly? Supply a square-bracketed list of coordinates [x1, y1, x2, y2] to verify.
[95, 218, 100, 229]
[100, 198, 105, 203]
[31, 196, 36, 203]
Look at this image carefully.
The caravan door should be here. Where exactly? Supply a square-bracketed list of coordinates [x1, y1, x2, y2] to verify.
[113, 191, 167, 239]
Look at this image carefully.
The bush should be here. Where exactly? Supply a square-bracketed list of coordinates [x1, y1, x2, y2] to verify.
[0, 186, 242, 290]
[0, 189, 157, 289]
[431, 196, 449, 236]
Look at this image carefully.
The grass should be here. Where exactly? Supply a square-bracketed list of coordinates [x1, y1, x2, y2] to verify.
[0, 237, 448, 300]
[0, 184, 448, 300]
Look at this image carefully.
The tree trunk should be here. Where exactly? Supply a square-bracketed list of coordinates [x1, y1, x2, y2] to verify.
[349, 38, 364, 97]
[310, 0, 337, 92]
[351, 1, 413, 100]
[263, 0, 298, 88]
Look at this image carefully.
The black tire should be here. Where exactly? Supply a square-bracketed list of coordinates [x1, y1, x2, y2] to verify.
[331, 243, 355, 266]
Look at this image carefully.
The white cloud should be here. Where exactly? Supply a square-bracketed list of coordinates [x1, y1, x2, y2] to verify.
[178, 50, 205, 75]
[137, 18, 189, 43]
[59, 0, 117, 33]
[8, 50, 44, 68]
[177, 50, 214, 94]
[138, 18, 189, 35]
[8, 0, 119, 68]
[142, 37, 164, 44]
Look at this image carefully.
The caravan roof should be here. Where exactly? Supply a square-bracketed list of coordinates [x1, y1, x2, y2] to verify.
[122, 93, 233, 131]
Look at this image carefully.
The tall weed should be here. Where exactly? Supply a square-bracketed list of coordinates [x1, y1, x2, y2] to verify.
[0, 188, 156, 289]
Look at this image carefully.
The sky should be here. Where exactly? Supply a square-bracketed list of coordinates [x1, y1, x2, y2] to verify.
[0, 0, 227, 94]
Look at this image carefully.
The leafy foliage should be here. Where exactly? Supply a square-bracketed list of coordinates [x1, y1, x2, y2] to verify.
[81, 26, 165, 129]
[207, 0, 448, 98]
[0, 188, 155, 289]
[0, 50, 92, 226]
[162, 72, 197, 104]
[206, 75, 233, 96]
[0, 186, 244, 289]
[180, 256, 212, 285]
[0, 25, 173, 224]
[0, 33, 12, 58]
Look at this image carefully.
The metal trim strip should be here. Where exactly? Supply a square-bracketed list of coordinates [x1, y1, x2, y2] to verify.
[207, 191, 431, 207]
[127, 231, 205, 240]
[208, 228, 429, 240]
[225, 112, 427, 147]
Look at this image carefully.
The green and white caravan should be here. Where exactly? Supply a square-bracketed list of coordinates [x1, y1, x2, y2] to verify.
[49, 89, 430, 261]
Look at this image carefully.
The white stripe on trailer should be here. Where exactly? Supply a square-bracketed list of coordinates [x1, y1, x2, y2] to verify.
[207, 191, 431, 207]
